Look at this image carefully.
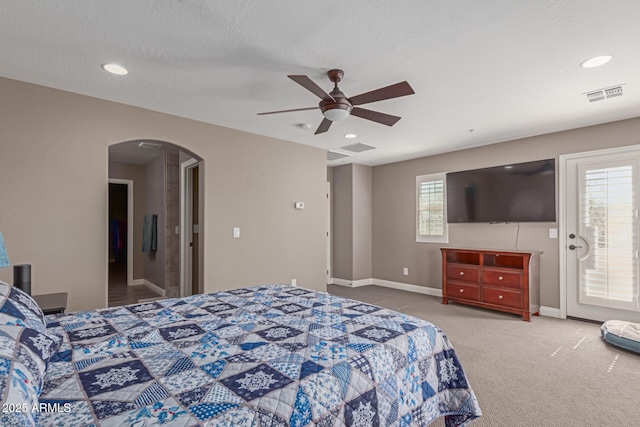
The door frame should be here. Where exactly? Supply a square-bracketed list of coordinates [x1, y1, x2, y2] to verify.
[107, 179, 134, 287]
[326, 182, 331, 284]
[559, 143, 640, 320]
[180, 158, 199, 297]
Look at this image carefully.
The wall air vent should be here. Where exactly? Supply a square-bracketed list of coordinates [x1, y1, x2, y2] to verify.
[138, 141, 163, 150]
[341, 142, 376, 153]
[327, 151, 351, 161]
[585, 85, 624, 102]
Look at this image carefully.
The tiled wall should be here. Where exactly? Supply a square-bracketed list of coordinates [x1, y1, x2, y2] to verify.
[165, 152, 180, 298]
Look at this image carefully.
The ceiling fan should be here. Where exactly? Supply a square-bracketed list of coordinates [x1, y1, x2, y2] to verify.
[258, 69, 415, 135]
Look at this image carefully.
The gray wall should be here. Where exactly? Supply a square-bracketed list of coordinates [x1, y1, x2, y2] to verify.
[352, 164, 372, 281]
[332, 165, 353, 279]
[0, 77, 327, 311]
[108, 162, 147, 280]
[331, 164, 373, 281]
[371, 117, 640, 310]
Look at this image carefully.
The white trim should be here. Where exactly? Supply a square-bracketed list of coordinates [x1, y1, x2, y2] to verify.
[329, 278, 373, 287]
[539, 306, 562, 318]
[559, 143, 640, 321]
[330, 277, 442, 297]
[558, 154, 568, 320]
[330, 278, 353, 287]
[130, 278, 165, 296]
[180, 158, 198, 298]
[108, 179, 134, 287]
[352, 278, 373, 287]
[373, 279, 442, 297]
[326, 182, 331, 284]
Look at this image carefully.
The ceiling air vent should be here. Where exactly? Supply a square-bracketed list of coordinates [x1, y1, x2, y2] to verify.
[585, 85, 624, 102]
[138, 141, 163, 150]
[341, 142, 376, 153]
[327, 151, 351, 161]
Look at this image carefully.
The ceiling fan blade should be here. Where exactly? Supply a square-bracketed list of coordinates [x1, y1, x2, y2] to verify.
[351, 107, 401, 126]
[349, 81, 415, 106]
[257, 107, 319, 115]
[314, 118, 332, 135]
[288, 75, 334, 101]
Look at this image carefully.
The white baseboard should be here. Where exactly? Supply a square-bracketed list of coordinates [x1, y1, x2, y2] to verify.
[539, 306, 561, 318]
[330, 278, 353, 287]
[330, 277, 442, 297]
[372, 279, 442, 297]
[131, 279, 144, 287]
[329, 278, 373, 287]
[130, 279, 166, 297]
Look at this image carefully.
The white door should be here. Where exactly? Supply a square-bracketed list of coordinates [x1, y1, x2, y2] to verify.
[564, 148, 640, 322]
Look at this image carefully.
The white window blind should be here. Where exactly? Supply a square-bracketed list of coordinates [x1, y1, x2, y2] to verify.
[416, 174, 448, 243]
[580, 162, 639, 311]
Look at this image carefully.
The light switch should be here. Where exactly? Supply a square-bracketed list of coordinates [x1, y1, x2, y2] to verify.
[549, 228, 558, 239]
[294, 202, 305, 210]
[233, 227, 240, 238]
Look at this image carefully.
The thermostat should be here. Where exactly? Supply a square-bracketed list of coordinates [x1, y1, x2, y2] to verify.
[294, 202, 305, 210]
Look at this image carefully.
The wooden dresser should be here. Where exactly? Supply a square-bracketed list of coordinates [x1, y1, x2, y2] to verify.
[440, 248, 540, 321]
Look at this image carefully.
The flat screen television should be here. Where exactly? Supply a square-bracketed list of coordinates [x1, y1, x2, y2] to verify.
[446, 159, 556, 223]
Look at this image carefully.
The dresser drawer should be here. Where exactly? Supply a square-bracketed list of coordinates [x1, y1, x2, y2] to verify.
[446, 281, 480, 301]
[483, 287, 522, 309]
[482, 269, 522, 289]
[446, 265, 480, 283]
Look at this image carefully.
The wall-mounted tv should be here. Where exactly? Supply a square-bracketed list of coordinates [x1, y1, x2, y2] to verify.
[446, 159, 556, 223]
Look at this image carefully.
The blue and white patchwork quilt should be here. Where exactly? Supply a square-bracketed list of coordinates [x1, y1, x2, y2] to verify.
[39, 284, 481, 426]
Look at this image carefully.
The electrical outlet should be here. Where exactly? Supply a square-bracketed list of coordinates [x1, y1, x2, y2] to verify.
[403, 268, 409, 276]
[291, 279, 297, 286]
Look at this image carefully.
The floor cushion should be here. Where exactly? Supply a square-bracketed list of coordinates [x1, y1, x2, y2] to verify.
[601, 320, 640, 354]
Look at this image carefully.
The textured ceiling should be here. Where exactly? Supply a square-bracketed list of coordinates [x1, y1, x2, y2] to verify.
[1, 1, 639, 166]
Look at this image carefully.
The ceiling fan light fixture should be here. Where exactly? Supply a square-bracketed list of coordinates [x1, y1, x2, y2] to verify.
[321, 103, 352, 122]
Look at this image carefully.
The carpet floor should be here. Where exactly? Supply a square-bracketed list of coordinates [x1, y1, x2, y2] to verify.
[327, 284, 640, 427]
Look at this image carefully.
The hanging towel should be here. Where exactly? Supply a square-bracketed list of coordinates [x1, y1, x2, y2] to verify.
[142, 214, 158, 254]
[151, 214, 157, 252]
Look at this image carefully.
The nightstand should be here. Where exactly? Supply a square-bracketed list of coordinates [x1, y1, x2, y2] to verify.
[33, 292, 68, 315]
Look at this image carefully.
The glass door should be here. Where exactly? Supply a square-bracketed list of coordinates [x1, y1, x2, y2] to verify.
[565, 152, 640, 322]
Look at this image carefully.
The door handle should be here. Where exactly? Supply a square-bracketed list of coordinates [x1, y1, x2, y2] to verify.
[568, 245, 582, 250]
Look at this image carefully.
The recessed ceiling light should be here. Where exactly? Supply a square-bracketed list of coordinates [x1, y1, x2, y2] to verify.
[344, 133, 357, 139]
[102, 63, 129, 75]
[580, 55, 613, 69]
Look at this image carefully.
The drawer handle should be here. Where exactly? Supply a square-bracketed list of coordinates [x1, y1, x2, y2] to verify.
[459, 289, 464, 293]
[498, 276, 504, 281]
[459, 271, 465, 276]
[498, 295, 504, 300]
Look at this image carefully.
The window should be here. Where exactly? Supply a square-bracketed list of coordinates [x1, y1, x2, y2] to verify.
[416, 173, 448, 243]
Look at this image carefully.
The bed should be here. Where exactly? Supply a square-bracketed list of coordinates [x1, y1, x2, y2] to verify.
[0, 281, 481, 426]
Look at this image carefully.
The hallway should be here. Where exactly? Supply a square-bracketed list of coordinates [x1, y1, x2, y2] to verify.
[108, 261, 163, 306]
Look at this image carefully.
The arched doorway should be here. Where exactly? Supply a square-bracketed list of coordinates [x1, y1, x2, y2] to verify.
[108, 140, 203, 306]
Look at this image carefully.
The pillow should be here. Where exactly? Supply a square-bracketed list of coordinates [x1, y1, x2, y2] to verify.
[0, 325, 56, 427]
[0, 281, 46, 334]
